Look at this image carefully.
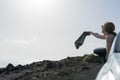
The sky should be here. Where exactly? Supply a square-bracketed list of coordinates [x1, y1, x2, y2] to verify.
[0, 0, 120, 67]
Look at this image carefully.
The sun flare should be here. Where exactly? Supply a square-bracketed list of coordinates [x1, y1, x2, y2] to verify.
[25, 0, 57, 10]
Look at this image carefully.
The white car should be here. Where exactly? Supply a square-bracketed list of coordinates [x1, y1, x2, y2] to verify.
[96, 32, 120, 80]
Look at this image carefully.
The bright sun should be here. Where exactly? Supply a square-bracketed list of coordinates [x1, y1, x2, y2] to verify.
[26, 0, 56, 10]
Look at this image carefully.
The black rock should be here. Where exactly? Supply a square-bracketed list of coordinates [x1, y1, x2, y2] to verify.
[6, 63, 14, 71]
[43, 60, 53, 69]
[0, 68, 5, 74]
[3, 63, 15, 74]
[14, 64, 24, 70]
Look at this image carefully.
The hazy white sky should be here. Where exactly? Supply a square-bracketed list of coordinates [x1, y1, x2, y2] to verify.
[0, 0, 120, 67]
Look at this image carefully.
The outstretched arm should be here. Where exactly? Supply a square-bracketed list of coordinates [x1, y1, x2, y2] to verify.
[90, 32, 106, 39]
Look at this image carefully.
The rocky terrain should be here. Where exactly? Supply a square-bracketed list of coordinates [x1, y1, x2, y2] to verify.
[0, 54, 104, 80]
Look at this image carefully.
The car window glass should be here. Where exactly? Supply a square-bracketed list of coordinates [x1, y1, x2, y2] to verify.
[114, 32, 120, 53]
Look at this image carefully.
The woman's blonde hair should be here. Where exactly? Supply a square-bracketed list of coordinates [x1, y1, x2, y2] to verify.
[104, 22, 116, 35]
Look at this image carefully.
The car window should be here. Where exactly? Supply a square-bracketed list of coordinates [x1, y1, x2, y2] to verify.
[114, 32, 120, 53]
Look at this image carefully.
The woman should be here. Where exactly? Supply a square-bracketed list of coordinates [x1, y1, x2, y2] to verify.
[90, 22, 116, 61]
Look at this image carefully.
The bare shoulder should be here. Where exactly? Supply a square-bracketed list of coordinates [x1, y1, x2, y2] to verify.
[106, 34, 115, 40]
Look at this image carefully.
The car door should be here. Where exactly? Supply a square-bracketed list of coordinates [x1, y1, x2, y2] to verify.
[96, 32, 120, 80]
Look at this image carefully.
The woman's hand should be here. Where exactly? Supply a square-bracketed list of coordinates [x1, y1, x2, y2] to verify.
[84, 31, 91, 36]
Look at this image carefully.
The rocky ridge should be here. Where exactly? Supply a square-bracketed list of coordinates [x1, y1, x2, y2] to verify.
[0, 54, 104, 80]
